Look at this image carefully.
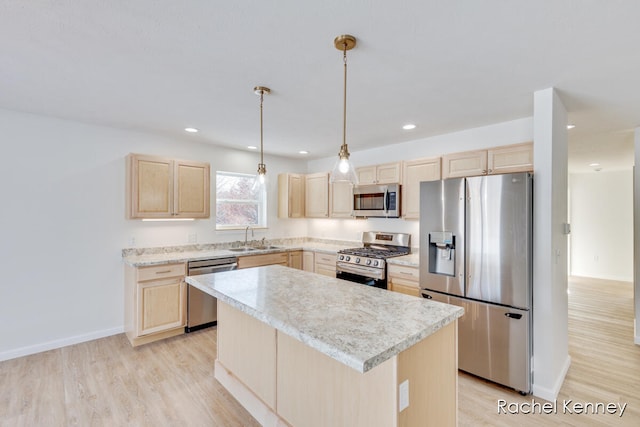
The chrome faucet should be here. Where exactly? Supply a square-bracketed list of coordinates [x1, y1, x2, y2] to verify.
[244, 226, 254, 247]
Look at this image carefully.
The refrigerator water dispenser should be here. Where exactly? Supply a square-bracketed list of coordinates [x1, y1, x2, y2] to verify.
[428, 231, 455, 276]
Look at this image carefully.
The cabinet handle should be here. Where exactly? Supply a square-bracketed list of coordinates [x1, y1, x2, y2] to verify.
[155, 270, 172, 274]
[482, 170, 487, 174]
[399, 271, 414, 276]
[488, 169, 493, 174]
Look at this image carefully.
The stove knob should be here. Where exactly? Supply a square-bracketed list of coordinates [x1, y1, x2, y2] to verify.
[345, 256, 351, 262]
[366, 259, 372, 265]
[339, 255, 344, 261]
[355, 258, 361, 264]
[373, 260, 379, 267]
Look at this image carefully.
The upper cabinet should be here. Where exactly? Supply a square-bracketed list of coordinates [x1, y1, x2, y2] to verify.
[126, 153, 210, 219]
[442, 142, 533, 179]
[305, 172, 329, 218]
[330, 181, 353, 218]
[487, 142, 534, 175]
[356, 162, 402, 185]
[402, 157, 441, 220]
[278, 173, 305, 218]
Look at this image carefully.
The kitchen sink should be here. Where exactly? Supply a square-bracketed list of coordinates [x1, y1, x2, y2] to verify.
[253, 245, 281, 250]
[228, 247, 256, 252]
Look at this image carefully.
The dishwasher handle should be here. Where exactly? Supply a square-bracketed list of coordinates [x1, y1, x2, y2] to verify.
[188, 263, 237, 276]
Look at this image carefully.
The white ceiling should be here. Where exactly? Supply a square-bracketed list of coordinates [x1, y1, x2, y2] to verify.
[1, 1, 638, 173]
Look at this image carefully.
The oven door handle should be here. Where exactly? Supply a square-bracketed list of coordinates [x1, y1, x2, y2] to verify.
[336, 262, 384, 280]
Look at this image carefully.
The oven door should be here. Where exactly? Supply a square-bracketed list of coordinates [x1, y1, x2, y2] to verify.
[336, 262, 387, 289]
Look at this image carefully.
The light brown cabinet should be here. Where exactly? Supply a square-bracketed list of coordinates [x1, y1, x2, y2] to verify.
[238, 252, 289, 269]
[487, 143, 534, 175]
[356, 162, 402, 185]
[314, 252, 336, 277]
[288, 250, 303, 270]
[441, 142, 533, 179]
[126, 153, 210, 219]
[402, 157, 441, 220]
[302, 251, 315, 272]
[330, 181, 353, 218]
[388, 264, 420, 298]
[124, 262, 187, 347]
[278, 173, 305, 218]
[305, 173, 329, 218]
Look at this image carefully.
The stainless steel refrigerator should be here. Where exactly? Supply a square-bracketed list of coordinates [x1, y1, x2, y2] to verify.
[420, 173, 533, 394]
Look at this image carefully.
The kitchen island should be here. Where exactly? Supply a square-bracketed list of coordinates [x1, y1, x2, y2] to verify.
[186, 265, 463, 427]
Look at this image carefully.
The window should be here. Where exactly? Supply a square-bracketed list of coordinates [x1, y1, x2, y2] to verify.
[215, 171, 267, 229]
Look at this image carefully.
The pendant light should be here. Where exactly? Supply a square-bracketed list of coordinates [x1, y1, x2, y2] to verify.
[330, 34, 358, 184]
[254, 86, 270, 188]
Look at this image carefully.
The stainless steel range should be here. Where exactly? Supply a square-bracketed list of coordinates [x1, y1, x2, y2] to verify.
[336, 231, 411, 289]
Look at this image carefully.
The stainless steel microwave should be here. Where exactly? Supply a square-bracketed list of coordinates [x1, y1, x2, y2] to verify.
[353, 184, 401, 218]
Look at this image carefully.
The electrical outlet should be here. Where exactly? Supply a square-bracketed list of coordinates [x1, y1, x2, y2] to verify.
[399, 380, 409, 412]
[188, 233, 197, 243]
[129, 237, 136, 246]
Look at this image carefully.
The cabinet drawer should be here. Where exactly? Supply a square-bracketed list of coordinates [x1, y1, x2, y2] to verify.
[389, 281, 420, 298]
[388, 264, 419, 282]
[238, 252, 289, 269]
[137, 263, 186, 282]
[315, 253, 336, 266]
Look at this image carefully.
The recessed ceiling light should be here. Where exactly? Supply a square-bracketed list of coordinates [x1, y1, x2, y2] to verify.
[402, 124, 417, 130]
[247, 146, 258, 150]
[299, 150, 309, 155]
[184, 127, 199, 133]
[567, 124, 576, 130]
[589, 163, 600, 167]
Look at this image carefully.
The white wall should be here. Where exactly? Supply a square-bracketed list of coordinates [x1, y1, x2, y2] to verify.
[0, 108, 307, 360]
[532, 88, 570, 400]
[570, 170, 633, 281]
[306, 117, 534, 245]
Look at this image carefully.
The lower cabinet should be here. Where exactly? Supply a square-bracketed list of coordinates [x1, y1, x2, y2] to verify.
[387, 264, 420, 297]
[124, 262, 187, 347]
[314, 252, 336, 277]
[238, 252, 289, 269]
[302, 251, 315, 272]
[288, 250, 303, 269]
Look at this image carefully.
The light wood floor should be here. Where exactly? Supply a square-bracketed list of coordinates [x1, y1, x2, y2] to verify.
[1, 276, 638, 426]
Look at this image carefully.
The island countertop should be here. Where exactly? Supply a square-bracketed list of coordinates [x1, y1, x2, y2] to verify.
[186, 265, 463, 373]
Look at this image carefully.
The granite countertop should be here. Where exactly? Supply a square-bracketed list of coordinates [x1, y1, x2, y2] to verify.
[186, 265, 462, 373]
[387, 253, 420, 267]
[123, 242, 354, 267]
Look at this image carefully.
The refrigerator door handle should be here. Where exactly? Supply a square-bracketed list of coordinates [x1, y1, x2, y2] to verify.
[505, 312, 523, 319]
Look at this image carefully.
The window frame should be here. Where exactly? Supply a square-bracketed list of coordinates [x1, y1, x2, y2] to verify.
[215, 170, 267, 231]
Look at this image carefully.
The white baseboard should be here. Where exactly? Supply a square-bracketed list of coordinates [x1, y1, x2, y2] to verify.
[569, 272, 633, 283]
[532, 355, 571, 401]
[0, 326, 124, 362]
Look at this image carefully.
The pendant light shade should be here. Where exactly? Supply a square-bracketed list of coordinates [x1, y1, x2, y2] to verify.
[253, 86, 270, 190]
[329, 34, 358, 185]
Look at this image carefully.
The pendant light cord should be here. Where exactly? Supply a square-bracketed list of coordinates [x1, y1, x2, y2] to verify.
[260, 90, 264, 165]
[342, 44, 348, 152]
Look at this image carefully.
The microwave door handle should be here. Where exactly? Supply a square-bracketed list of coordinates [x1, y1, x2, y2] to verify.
[383, 188, 389, 213]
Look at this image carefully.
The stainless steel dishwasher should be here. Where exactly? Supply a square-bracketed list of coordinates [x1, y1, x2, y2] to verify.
[186, 256, 237, 332]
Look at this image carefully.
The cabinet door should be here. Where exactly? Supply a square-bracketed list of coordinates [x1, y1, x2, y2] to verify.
[128, 154, 174, 218]
[137, 278, 185, 336]
[487, 142, 533, 175]
[278, 174, 305, 218]
[302, 251, 315, 272]
[288, 251, 303, 269]
[442, 150, 488, 179]
[330, 182, 353, 218]
[305, 173, 329, 218]
[174, 160, 210, 218]
[403, 157, 441, 219]
[376, 162, 402, 184]
[356, 166, 377, 185]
